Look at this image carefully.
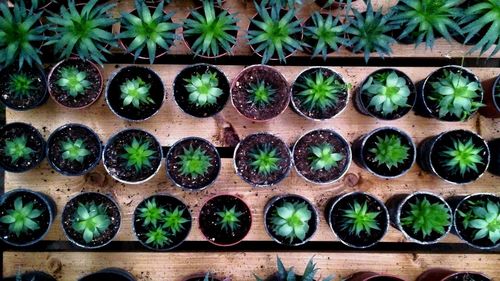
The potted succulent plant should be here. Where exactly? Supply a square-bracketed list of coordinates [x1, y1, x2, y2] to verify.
[292, 129, 351, 184]
[0, 189, 55, 247]
[460, 0, 499, 58]
[0, 122, 46, 173]
[47, 123, 102, 176]
[47, 57, 103, 109]
[173, 64, 230, 118]
[106, 66, 165, 121]
[0, 64, 48, 111]
[62, 192, 121, 249]
[352, 127, 416, 178]
[118, 0, 179, 63]
[166, 137, 221, 191]
[199, 194, 252, 246]
[315, 0, 354, 9]
[231, 65, 289, 121]
[344, 272, 404, 281]
[254, 256, 333, 281]
[254, 0, 302, 8]
[303, 12, 350, 60]
[133, 194, 192, 251]
[103, 128, 163, 184]
[488, 138, 500, 176]
[234, 133, 292, 187]
[453, 193, 499, 249]
[78, 268, 136, 281]
[4, 271, 56, 281]
[418, 129, 490, 184]
[327, 192, 389, 248]
[356, 68, 416, 120]
[264, 194, 318, 246]
[417, 65, 484, 121]
[184, 272, 230, 281]
[12, 0, 54, 11]
[417, 269, 492, 281]
[480, 74, 500, 118]
[182, 0, 239, 58]
[291, 67, 350, 120]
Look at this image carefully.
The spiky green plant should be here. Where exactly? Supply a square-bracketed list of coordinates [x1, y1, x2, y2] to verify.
[162, 206, 190, 235]
[120, 138, 156, 172]
[177, 145, 212, 179]
[72, 201, 111, 243]
[61, 138, 91, 163]
[13, 0, 52, 9]
[120, 78, 154, 108]
[145, 226, 171, 248]
[361, 71, 411, 116]
[56, 66, 91, 97]
[458, 199, 500, 244]
[247, 80, 276, 107]
[304, 12, 350, 60]
[341, 200, 381, 237]
[216, 205, 242, 232]
[269, 201, 312, 243]
[254, 256, 334, 281]
[45, 0, 117, 65]
[248, 2, 304, 63]
[8, 73, 36, 98]
[183, 0, 239, 57]
[368, 134, 410, 169]
[256, 0, 303, 8]
[249, 144, 281, 176]
[440, 138, 484, 176]
[138, 198, 164, 227]
[184, 72, 223, 107]
[461, 0, 500, 57]
[429, 69, 483, 121]
[119, 0, 179, 64]
[0, 1, 46, 68]
[295, 70, 348, 112]
[4, 136, 34, 164]
[308, 143, 344, 171]
[0, 197, 43, 237]
[400, 197, 451, 238]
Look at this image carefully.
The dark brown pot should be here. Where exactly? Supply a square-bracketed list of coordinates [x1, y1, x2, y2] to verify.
[345, 271, 406, 281]
[416, 269, 491, 281]
[479, 74, 500, 118]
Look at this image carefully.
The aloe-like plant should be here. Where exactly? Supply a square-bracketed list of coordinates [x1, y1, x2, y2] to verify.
[46, 0, 117, 65]
[0, 197, 43, 237]
[295, 70, 348, 112]
[217, 205, 242, 232]
[4, 136, 34, 164]
[400, 197, 451, 238]
[247, 80, 276, 107]
[440, 138, 484, 176]
[461, 0, 500, 57]
[177, 145, 212, 179]
[304, 12, 350, 60]
[145, 226, 171, 248]
[56, 66, 91, 97]
[361, 71, 411, 116]
[120, 78, 154, 108]
[72, 201, 111, 243]
[368, 134, 410, 169]
[256, 0, 303, 8]
[8, 73, 36, 98]
[61, 139, 91, 163]
[254, 256, 334, 281]
[249, 144, 281, 176]
[138, 198, 164, 227]
[341, 200, 381, 236]
[162, 206, 190, 235]
[184, 72, 223, 107]
[269, 201, 312, 242]
[120, 138, 156, 172]
[458, 199, 500, 244]
[309, 143, 344, 171]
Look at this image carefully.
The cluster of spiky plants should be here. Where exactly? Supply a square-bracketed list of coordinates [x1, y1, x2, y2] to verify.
[184, 72, 223, 107]
[458, 199, 500, 244]
[254, 257, 334, 281]
[256, 0, 303, 9]
[304, 12, 350, 60]
[120, 138, 156, 172]
[56, 67, 91, 97]
[295, 70, 348, 112]
[247, 80, 276, 107]
[120, 78, 154, 108]
[176, 145, 212, 179]
[341, 200, 381, 237]
[400, 196, 451, 238]
[361, 71, 411, 116]
[249, 144, 281, 176]
[308, 143, 344, 171]
[8, 73, 36, 99]
[269, 200, 312, 243]
[368, 134, 410, 169]
[461, 0, 500, 57]
[217, 205, 242, 232]
[3, 136, 34, 164]
[0, 197, 43, 237]
[61, 139, 91, 163]
[72, 201, 111, 243]
[440, 138, 484, 177]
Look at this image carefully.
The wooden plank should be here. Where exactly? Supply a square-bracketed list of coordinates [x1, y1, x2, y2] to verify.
[3, 252, 500, 281]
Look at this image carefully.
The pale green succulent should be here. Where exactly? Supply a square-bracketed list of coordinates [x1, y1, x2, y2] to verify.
[362, 71, 411, 116]
[308, 143, 344, 171]
[0, 197, 43, 237]
[269, 200, 312, 243]
[184, 72, 223, 107]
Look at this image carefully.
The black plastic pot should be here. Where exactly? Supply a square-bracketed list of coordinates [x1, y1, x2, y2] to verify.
[417, 129, 489, 184]
[345, 271, 405, 281]
[47, 123, 102, 176]
[105, 66, 165, 121]
[3, 271, 56, 281]
[417, 268, 491, 281]
[183, 273, 227, 281]
[0, 189, 55, 247]
[0, 64, 48, 111]
[479, 74, 500, 118]
[0, 122, 46, 173]
[353, 127, 415, 178]
[165, 137, 221, 191]
[78, 268, 136, 281]
[487, 138, 500, 176]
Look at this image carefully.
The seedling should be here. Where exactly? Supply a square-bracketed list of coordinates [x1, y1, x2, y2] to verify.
[138, 198, 164, 227]
[400, 197, 450, 238]
[368, 135, 410, 169]
[162, 206, 190, 235]
[249, 144, 281, 176]
[461, 0, 500, 57]
[247, 80, 276, 107]
[61, 139, 91, 163]
[341, 200, 381, 237]
[309, 143, 344, 171]
[362, 71, 411, 116]
[177, 145, 212, 179]
[4, 136, 34, 164]
[72, 201, 111, 243]
[120, 78, 154, 108]
[8, 73, 36, 98]
[216, 205, 242, 232]
[0, 197, 42, 237]
[269, 201, 312, 242]
[296, 70, 348, 112]
[440, 138, 484, 176]
[254, 256, 334, 281]
[56, 67, 91, 97]
[120, 138, 156, 172]
[458, 200, 500, 244]
[184, 72, 223, 107]
[304, 12, 349, 60]
[145, 226, 171, 248]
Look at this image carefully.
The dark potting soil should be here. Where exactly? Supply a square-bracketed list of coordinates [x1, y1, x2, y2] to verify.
[444, 273, 490, 281]
[199, 195, 251, 245]
[0, 191, 51, 245]
[330, 193, 387, 247]
[488, 138, 500, 176]
[293, 129, 350, 183]
[166, 138, 220, 190]
[235, 133, 291, 186]
[0, 123, 45, 172]
[49, 59, 102, 108]
[107, 66, 164, 121]
[104, 130, 162, 183]
[47, 124, 101, 175]
[62, 193, 120, 247]
[292, 68, 348, 120]
[134, 195, 192, 250]
[173, 64, 229, 117]
[231, 66, 289, 121]
[0, 65, 47, 110]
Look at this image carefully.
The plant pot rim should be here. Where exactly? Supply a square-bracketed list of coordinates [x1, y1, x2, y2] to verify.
[103, 128, 164, 185]
[47, 57, 104, 109]
[181, 272, 230, 281]
[61, 191, 121, 249]
[492, 74, 500, 112]
[291, 128, 352, 185]
[328, 191, 389, 248]
[346, 271, 406, 281]
[78, 267, 136, 281]
[264, 193, 319, 246]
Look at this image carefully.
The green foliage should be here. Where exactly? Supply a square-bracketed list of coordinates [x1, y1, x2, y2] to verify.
[61, 138, 91, 163]
[341, 200, 381, 237]
[72, 201, 111, 243]
[0, 197, 43, 237]
[256, 0, 302, 9]
[56, 66, 91, 97]
[216, 205, 242, 232]
[46, 0, 117, 65]
[162, 206, 189, 235]
[308, 143, 344, 172]
[138, 198, 163, 227]
[120, 138, 156, 172]
[362, 71, 411, 116]
[254, 256, 334, 281]
[461, 0, 500, 58]
[368, 134, 410, 169]
[183, 0, 238, 57]
[246, 80, 276, 107]
[269, 201, 312, 243]
[249, 144, 281, 176]
[120, 78, 154, 108]
[295, 70, 348, 112]
[400, 197, 451, 238]
[184, 72, 223, 107]
[458, 199, 500, 244]
[304, 12, 350, 60]
[440, 138, 484, 177]
[8, 73, 36, 98]
[176, 144, 212, 179]
[145, 226, 171, 248]
[4, 136, 34, 164]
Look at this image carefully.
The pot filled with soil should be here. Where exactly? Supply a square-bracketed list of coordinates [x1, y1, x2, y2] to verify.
[47, 57, 103, 109]
[418, 129, 489, 184]
[0, 64, 48, 110]
[453, 193, 499, 249]
[133, 194, 192, 251]
[103, 128, 163, 184]
[47, 123, 102, 176]
[61, 192, 121, 249]
[231, 65, 289, 121]
[292, 128, 351, 184]
[356, 68, 416, 120]
[234, 132, 292, 187]
[199, 194, 252, 246]
[345, 272, 405, 281]
[166, 137, 221, 191]
[417, 269, 491, 281]
[255, 256, 334, 281]
[183, 273, 229, 281]
[487, 138, 500, 176]
[78, 268, 136, 281]
[0, 122, 46, 173]
[0, 188, 55, 247]
[291, 67, 350, 120]
[3, 271, 56, 281]
[264, 194, 318, 246]
[106, 66, 165, 121]
[327, 192, 389, 248]
[173, 64, 230, 118]
[353, 127, 415, 178]
[480, 74, 500, 118]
